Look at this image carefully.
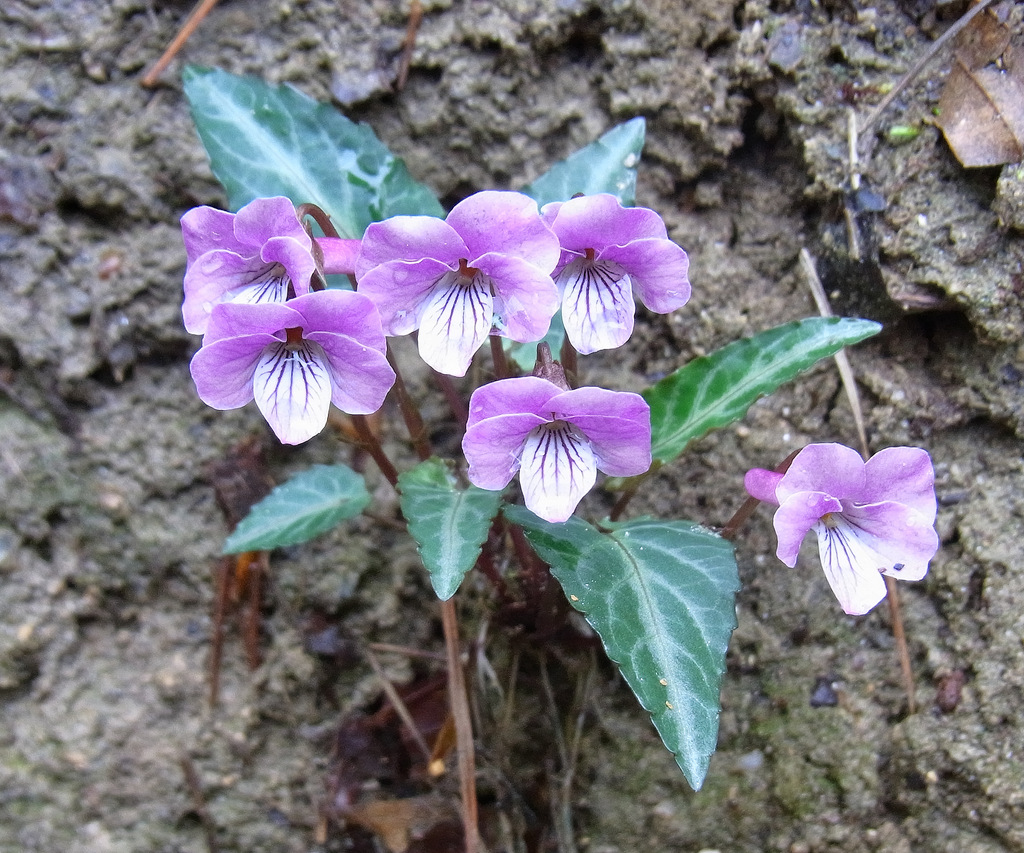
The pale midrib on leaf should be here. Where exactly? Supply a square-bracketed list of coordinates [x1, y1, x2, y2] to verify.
[208, 85, 332, 217]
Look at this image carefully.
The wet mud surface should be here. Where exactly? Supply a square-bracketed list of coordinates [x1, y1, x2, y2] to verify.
[2, 0, 1023, 850]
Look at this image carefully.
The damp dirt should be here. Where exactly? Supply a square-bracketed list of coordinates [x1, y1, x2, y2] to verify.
[1, 0, 1023, 850]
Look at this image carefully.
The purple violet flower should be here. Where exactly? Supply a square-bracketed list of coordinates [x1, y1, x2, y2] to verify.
[744, 443, 938, 615]
[190, 290, 395, 445]
[541, 193, 691, 353]
[462, 376, 651, 522]
[356, 191, 561, 377]
[182, 197, 323, 336]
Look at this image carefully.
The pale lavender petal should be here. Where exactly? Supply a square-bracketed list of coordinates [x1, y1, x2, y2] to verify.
[233, 196, 310, 248]
[252, 340, 333, 445]
[357, 257, 454, 335]
[543, 194, 668, 251]
[463, 411, 550, 490]
[860, 447, 937, 523]
[317, 237, 361, 276]
[260, 236, 318, 297]
[474, 253, 559, 342]
[600, 238, 691, 314]
[190, 333, 274, 409]
[466, 377, 562, 427]
[519, 422, 598, 523]
[201, 300, 299, 345]
[549, 387, 651, 476]
[557, 257, 635, 353]
[447, 191, 560, 271]
[773, 491, 844, 567]
[183, 251, 289, 334]
[813, 516, 891, 615]
[837, 501, 938, 581]
[287, 290, 386, 352]
[776, 443, 866, 504]
[744, 468, 784, 505]
[181, 206, 246, 264]
[416, 274, 494, 376]
[356, 216, 466, 277]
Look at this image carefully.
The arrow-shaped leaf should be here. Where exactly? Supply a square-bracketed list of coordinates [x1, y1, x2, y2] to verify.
[505, 506, 739, 790]
[646, 317, 881, 464]
[522, 117, 646, 207]
[399, 458, 503, 600]
[183, 65, 443, 237]
[223, 464, 370, 553]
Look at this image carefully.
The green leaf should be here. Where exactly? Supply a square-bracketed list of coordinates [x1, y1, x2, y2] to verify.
[521, 117, 646, 207]
[223, 464, 370, 553]
[646, 317, 881, 465]
[183, 66, 443, 237]
[505, 506, 738, 790]
[398, 458, 503, 600]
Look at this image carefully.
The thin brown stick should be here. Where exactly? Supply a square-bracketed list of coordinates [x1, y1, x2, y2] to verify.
[242, 552, 266, 671]
[208, 557, 232, 708]
[386, 346, 433, 461]
[365, 649, 434, 762]
[441, 597, 479, 853]
[141, 0, 221, 87]
[798, 249, 869, 454]
[884, 577, 916, 712]
[799, 248, 916, 712]
[858, 0, 998, 140]
[180, 754, 221, 853]
[490, 334, 510, 380]
[351, 414, 400, 487]
[394, 0, 423, 92]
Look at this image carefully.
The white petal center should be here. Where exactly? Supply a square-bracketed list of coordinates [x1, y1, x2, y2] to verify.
[417, 270, 494, 376]
[557, 257, 635, 353]
[252, 339, 333, 445]
[518, 421, 596, 522]
[813, 513, 889, 615]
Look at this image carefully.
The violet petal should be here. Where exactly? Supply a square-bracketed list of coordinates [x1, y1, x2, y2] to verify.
[773, 491, 844, 567]
[447, 191, 560, 271]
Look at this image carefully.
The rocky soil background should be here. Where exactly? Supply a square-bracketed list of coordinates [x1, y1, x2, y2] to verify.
[2, 0, 1023, 850]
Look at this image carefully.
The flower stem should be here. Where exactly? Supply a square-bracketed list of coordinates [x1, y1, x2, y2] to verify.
[386, 345, 433, 462]
[490, 334, 510, 380]
[441, 597, 479, 853]
[559, 336, 579, 387]
[721, 449, 800, 540]
[350, 415, 400, 487]
[432, 370, 469, 427]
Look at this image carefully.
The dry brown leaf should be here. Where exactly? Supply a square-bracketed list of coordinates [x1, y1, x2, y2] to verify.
[951, 1, 1012, 69]
[938, 44, 1024, 167]
[344, 796, 458, 853]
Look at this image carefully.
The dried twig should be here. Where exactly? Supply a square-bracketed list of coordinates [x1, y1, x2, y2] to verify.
[365, 648, 434, 763]
[141, 0, 221, 87]
[394, 0, 423, 92]
[798, 248, 916, 713]
[441, 598, 479, 853]
[180, 754, 220, 853]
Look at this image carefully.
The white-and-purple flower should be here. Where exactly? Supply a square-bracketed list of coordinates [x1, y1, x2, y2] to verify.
[541, 193, 691, 354]
[744, 443, 938, 615]
[462, 376, 651, 522]
[190, 290, 395, 445]
[356, 191, 561, 377]
[181, 196, 321, 335]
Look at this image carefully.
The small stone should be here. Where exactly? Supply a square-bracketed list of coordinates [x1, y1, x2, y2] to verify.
[993, 164, 1024, 231]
